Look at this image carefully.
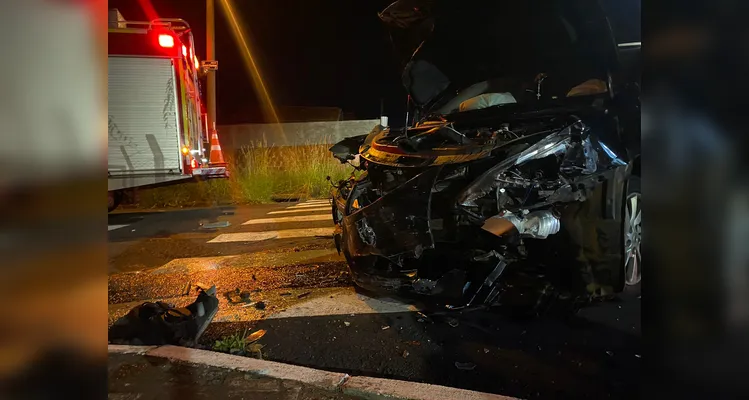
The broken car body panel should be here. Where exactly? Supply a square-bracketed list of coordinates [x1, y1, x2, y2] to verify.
[341, 167, 440, 259]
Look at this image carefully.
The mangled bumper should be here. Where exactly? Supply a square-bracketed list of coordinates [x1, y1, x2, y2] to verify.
[339, 167, 440, 260]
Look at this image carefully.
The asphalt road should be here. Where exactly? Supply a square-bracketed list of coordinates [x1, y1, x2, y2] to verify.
[108, 201, 641, 400]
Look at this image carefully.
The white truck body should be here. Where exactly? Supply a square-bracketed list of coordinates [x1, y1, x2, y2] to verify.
[107, 56, 191, 191]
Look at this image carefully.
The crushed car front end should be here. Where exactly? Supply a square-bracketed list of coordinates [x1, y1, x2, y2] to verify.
[331, 100, 634, 310]
[329, 0, 640, 311]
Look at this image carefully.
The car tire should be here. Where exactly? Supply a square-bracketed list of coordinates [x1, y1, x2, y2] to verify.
[622, 175, 641, 292]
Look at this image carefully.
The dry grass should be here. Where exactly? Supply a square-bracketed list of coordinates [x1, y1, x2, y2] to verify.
[130, 143, 351, 208]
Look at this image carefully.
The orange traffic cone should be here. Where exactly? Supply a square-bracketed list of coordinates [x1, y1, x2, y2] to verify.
[208, 130, 226, 166]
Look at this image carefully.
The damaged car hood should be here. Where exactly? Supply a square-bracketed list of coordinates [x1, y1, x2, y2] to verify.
[348, 94, 612, 168]
[379, 0, 621, 113]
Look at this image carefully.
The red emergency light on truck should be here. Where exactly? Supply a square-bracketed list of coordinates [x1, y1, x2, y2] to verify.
[108, 9, 227, 212]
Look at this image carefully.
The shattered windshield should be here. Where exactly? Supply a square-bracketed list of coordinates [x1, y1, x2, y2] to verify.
[383, 0, 616, 114]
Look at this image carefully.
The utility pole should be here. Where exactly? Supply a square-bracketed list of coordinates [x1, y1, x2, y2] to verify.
[206, 0, 217, 137]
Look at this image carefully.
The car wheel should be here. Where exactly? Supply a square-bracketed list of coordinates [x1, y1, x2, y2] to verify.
[623, 176, 641, 286]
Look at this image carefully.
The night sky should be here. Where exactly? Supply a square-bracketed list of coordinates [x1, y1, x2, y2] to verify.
[108, 0, 407, 124]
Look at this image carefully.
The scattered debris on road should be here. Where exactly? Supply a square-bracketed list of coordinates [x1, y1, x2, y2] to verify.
[405, 340, 421, 346]
[247, 343, 265, 359]
[246, 329, 267, 343]
[181, 281, 192, 296]
[201, 221, 231, 229]
[402, 350, 410, 358]
[382, 325, 390, 330]
[344, 321, 351, 327]
[484, 348, 490, 354]
[109, 285, 219, 347]
[447, 318, 459, 328]
[254, 301, 266, 310]
[280, 292, 292, 296]
[297, 291, 311, 299]
[225, 288, 253, 305]
[455, 362, 477, 371]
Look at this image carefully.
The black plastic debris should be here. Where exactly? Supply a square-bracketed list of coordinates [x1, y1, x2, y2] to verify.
[416, 311, 432, 323]
[297, 291, 311, 299]
[254, 301, 266, 310]
[455, 362, 477, 371]
[108, 285, 219, 347]
[225, 288, 253, 304]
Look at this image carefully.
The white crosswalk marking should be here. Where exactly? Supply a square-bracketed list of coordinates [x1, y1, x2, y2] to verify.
[207, 227, 335, 243]
[108, 224, 129, 231]
[242, 214, 331, 225]
[287, 203, 330, 209]
[267, 207, 330, 215]
[204, 200, 334, 244]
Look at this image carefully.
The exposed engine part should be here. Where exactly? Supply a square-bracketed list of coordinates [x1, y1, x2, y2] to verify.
[561, 136, 598, 175]
[413, 278, 437, 294]
[472, 250, 501, 262]
[398, 125, 474, 152]
[482, 210, 560, 239]
[357, 218, 377, 246]
[467, 257, 508, 306]
[481, 216, 518, 237]
[495, 175, 535, 188]
[535, 73, 548, 100]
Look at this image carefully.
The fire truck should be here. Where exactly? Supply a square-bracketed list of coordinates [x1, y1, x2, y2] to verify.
[108, 9, 226, 211]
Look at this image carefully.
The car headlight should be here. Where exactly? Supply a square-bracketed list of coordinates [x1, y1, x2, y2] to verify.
[457, 126, 580, 207]
[513, 131, 570, 165]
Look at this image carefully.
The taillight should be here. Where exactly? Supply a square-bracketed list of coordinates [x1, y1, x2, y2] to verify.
[191, 158, 198, 169]
[158, 34, 175, 48]
[182, 45, 187, 57]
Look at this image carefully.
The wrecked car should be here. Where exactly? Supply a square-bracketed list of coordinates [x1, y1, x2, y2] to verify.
[329, 0, 641, 313]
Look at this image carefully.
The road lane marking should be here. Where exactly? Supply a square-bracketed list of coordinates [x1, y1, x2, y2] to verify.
[207, 227, 335, 243]
[267, 207, 330, 215]
[118, 249, 342, 276]
[266, 289, 419, 319]
[108, 224, 129, 231]
[287, 203, 330, 209]
[242, 214, 331, 225]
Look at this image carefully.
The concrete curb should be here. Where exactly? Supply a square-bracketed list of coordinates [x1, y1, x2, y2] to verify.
[109, 345, 517, 400]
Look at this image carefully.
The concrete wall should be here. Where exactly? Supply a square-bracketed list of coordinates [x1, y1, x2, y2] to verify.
[217, 120, 379, 152]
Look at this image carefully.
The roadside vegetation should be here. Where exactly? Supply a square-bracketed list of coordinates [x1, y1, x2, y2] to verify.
[126, 143, 352, 208]
[212, 328, 267, 358]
